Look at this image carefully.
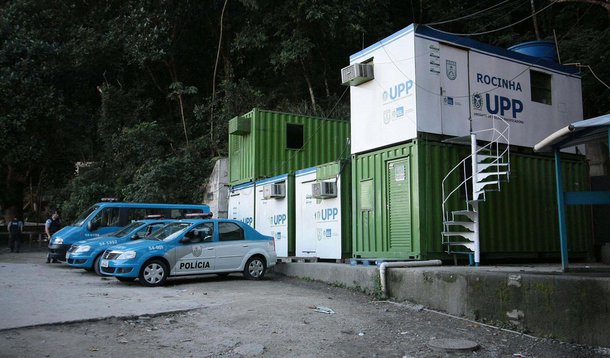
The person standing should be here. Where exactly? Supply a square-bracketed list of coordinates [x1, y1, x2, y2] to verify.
[7, 216, 24, 253]
[45, 211, 61, 263]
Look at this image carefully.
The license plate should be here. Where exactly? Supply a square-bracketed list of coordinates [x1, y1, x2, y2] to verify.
[101, 259, 109, 268]
[65, 252, 70, 260]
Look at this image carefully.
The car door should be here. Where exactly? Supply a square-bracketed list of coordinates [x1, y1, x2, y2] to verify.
[215, 222, 249, 271]
[171, 222, 216, 275]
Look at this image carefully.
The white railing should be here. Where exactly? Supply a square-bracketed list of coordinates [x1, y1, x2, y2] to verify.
[441, 115, 510, 242]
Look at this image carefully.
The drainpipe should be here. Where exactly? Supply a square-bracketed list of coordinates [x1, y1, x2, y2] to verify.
[379, 260, 443, 298]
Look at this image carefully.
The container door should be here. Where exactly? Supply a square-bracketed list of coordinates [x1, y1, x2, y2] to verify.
[440, 44, 470, 136]
[387, 158, 411, 251]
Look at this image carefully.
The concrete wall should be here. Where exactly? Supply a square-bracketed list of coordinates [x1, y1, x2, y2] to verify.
[275, 263, 610, 347]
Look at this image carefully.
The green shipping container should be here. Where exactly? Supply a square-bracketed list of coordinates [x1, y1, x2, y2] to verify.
[228, 108, 350, 186]
[351, 138, 592, 260]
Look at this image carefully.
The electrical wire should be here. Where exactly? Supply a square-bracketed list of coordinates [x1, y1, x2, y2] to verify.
[429, 1, 556, 36]
[424, 0, 514, 26]
[564, 63, 610, 91]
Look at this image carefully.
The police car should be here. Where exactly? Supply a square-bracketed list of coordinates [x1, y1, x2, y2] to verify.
[66, 219, 175, 275]
[99, 219, 277, 286]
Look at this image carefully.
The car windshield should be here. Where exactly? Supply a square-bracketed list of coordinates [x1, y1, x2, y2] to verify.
[110, 221, 144, 237]
[147, 222, 191, 241]
[71, 205, 99, 226]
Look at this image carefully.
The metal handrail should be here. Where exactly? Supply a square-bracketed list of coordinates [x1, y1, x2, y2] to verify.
[441, 115, 510, 236]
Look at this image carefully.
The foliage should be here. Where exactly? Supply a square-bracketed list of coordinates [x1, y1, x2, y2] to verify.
[0, 0, 608, 221]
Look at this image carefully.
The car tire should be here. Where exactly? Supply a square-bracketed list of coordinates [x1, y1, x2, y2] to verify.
[243, 256, 266, 280]
[93, 254, 103, 276]
[116, 277, 136, 283]
[138, 259, 168, 287]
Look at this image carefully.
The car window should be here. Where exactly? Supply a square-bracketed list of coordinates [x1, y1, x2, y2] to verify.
[184, 223, 214, 244]
[91, 207, 120, 228]
[112, 221, 144, 237]
[126, 208, 165, 222]
[218, 222, 243, 242]
[148, 222, 190, 241]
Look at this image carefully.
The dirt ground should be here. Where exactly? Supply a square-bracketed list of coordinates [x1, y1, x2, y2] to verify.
[0, 250, 609, 357]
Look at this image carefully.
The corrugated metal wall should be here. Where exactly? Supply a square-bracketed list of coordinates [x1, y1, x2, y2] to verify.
[351, 143, 421, 259]
[229, 109, 350, 186]
[352, 139, 593, 260]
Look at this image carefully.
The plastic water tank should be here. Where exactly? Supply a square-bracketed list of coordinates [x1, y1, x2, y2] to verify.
[508, 41, 557, 62]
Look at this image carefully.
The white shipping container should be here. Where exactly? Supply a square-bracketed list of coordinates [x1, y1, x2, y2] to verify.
[349, 24, 583, 153]
[228, 182, 255, 227]
[255, 175, 290, 257]
[295, 168, 343, 260]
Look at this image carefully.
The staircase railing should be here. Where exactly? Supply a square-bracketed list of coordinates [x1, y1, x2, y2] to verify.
[441, 115, 510, 257]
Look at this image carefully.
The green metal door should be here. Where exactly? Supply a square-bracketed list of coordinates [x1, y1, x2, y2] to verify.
[387, 157, 411, 251]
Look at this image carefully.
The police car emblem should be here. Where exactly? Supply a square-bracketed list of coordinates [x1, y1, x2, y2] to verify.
[446, 60, 457, 80]
[192, 245, 203, 257]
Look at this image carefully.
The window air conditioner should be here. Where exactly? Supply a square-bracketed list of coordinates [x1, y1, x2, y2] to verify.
[263, 182, 285, 199]
[341, 63, 374, 86]
[312, 181, 337, 199]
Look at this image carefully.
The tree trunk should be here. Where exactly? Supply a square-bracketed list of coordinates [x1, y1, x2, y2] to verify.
[301, 60, 316, 110]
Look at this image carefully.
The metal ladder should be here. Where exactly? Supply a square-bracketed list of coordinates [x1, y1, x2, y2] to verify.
[441, 115, 510, 266]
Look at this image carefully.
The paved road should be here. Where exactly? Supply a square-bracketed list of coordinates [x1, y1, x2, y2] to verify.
[0, 250, 220, 329]
[0, 249, 608, 357]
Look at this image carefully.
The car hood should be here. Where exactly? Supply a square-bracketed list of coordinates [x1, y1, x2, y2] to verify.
[52, 226, 81, 242]
[74, 234, 123, 246]
[108, 239, 165, 252]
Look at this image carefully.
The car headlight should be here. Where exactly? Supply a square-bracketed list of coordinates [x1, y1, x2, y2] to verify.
[117, 251, 137, 260]
[54, 237, 63, 245]
[73, 245, 91, 253]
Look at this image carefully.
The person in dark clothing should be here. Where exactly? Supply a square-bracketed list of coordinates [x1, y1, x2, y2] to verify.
[7, 216, 23, 253]
[45, 211, 61, 263]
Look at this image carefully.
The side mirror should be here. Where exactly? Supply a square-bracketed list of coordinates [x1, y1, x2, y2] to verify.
[204, 235, 213, 242]
[179, 236, 190, 244]
[131, 234, 140, 241]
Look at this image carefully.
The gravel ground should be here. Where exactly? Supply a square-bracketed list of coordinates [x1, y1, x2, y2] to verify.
[0, 249, 609, 357]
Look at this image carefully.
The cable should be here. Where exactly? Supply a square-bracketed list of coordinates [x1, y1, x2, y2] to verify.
[563, 63, 610, 91]
[425, 0, 513, 26]
[429, 1, 555, 36]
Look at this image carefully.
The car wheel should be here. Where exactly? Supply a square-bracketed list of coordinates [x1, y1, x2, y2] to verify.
[116, 277, 136, 283]
[93, 254, 103, 276]
[243, 256, 266, 280]
[138, 259, 168, 287]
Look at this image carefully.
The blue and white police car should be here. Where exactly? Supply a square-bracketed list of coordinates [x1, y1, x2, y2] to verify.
[99, 219, 277, 286]
[66, 219, 175, 275]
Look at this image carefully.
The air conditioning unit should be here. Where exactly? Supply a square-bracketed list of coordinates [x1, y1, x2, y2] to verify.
[263, 182, 285, 199]
[341, 63, 374, 86]
[312, 181, 337, 199]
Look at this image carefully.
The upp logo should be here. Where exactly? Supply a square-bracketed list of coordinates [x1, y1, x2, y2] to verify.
[270, 214, 286, 226]
[314, 208, 339, 221]
[383, 80, 414, 103]
[241, 217, 254, 226]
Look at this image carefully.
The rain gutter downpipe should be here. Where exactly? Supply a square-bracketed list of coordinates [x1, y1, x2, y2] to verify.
[379, 260, 443, 298]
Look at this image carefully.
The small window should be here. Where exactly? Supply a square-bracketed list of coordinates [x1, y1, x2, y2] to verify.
[360, 179, 374, 211]
[126, 208, 165, 222]
[92, 207, 121, 228]
[286, 124, 304, 149]
[531, 70, 552, 105]
[185, 222, 214, 243]
[218, 222, 244, 241]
